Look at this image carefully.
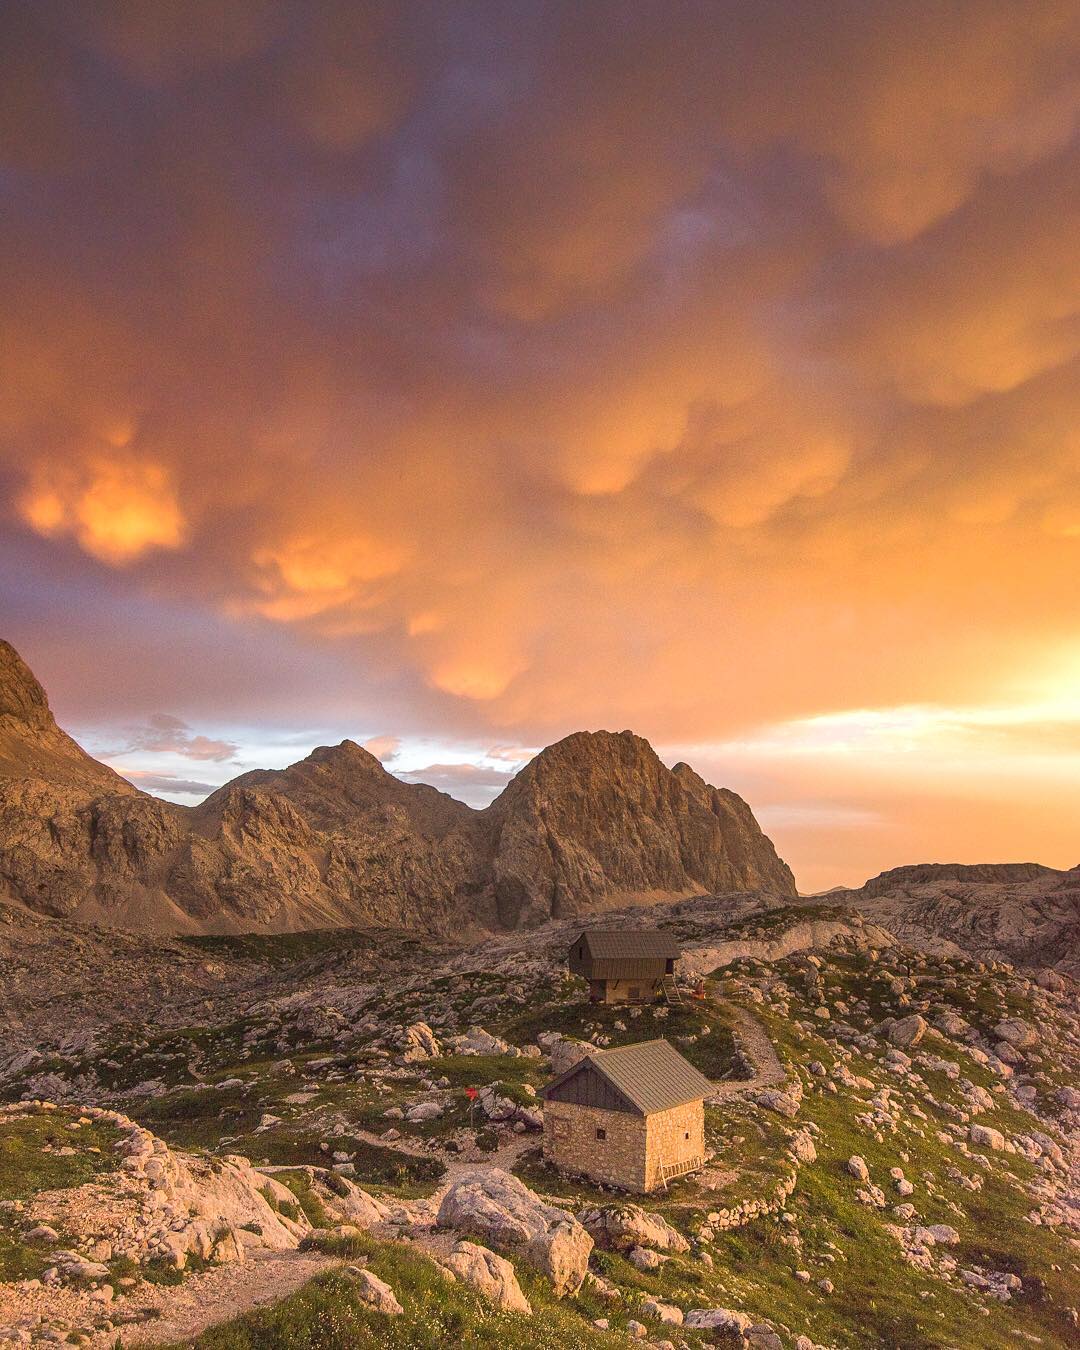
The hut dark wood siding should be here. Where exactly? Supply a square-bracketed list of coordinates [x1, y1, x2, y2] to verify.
[581, 956, 670, 981]
[543, 1062, 634, 1114]
[567, 930, 680, 983]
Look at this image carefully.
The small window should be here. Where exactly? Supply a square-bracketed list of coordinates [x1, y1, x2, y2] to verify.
[684, 1131, 691, 1140]
[629, 986, 641, 1000]
[596, 1127, 607, 1141]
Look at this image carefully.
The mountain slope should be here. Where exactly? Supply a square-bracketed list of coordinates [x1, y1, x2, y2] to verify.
[0, 642, 795, 934]
[0, 640, 136, 793]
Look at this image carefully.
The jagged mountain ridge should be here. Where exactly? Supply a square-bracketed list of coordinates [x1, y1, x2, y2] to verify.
[0, 640, 795, 934]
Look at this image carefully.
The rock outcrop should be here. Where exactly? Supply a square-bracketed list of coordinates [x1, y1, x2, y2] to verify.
[0, 641, 795, 934]
[839, 861, 1080, 974]
[444, 1240, 532, 1314]
[578, 1203, 689, 1253]
[436, 1167, 593, 1295]
[4, 1101, 309, 1272]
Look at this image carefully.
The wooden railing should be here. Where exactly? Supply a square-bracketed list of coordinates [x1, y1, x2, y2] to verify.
[657, 1154, 704, 1188]
[659, 973, 684, 1004]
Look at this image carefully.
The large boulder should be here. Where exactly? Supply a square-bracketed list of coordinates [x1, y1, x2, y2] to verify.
[969, 1124, 1005, 1151]
[788, 1128, 817, 1163]
[436, 1167, 592, 1295]
[543, 1034, 594, 1077]
[934, 1010, 969, 1038]
[993, 1018, 1036, 1049]
[578, 1203, 689, 1253]
[479, 1087, 542, 1131]
[444, 1240, 532, 1314]
[351, 1268, 403, 1316]
[1035, 968, 1065, 992]
[446, 1026, 518, 1057]
[400, 1022, 441, 1061]
[311, 1174, 393, 1229]
[642, 1298, 684, 1325]
[886, 1015, 927, 1048]
[846, 1156, 870, 1182]
[685, 1308, 753, 1333]
[406, 1100, 444, 1123]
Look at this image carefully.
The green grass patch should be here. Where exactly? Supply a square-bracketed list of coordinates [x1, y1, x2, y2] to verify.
[175, 1231, 632, 1349]
[0, 1110, 122, 1200]
[0, 1108, 123, 1281]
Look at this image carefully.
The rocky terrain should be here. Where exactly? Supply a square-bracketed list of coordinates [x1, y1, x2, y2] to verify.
[835, 863, 1080, 977]
[0, 640, 794, 934]
[0, 890, 1076, 1348]
[2, 636, 1077, 1347]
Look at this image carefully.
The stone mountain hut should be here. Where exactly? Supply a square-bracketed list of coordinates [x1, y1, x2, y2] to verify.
[539, 1038, 713, 1192]
[567, 928, 682, 1003]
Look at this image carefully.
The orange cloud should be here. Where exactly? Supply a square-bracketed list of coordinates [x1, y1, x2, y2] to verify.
[250, 533, 408, 622]
[18, 455, 186, 564]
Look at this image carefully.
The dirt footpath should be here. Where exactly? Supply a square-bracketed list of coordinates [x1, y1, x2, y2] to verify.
[116, 1250, 341, 1347]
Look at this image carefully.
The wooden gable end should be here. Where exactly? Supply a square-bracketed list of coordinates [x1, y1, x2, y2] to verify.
[568, 937, 592, 978]
[543, 1060, 640, 1114]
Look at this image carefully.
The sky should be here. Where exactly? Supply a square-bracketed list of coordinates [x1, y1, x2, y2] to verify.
[1, 0, 1078, 893]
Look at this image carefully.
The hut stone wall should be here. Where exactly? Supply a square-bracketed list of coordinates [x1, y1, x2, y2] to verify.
[542, 1102, 648, 1191]
[542, 1097, 706, 1193]
[644, 1100, 705, 1190]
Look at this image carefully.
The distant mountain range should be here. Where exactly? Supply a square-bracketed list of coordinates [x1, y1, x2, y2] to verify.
[0, 640, 795, 934]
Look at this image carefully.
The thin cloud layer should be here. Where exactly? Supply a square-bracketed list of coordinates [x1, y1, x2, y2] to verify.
[113, 715, 239, 764]
[1, 0, 1078, 884]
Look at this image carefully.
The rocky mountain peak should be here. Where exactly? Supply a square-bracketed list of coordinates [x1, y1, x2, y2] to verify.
[0, 641, 796, 933]
[0, 639, 54, 730]
[0, 641, 136, 794]
[496, 729, 667, 800]
[482, 727, 796, 928]
[305, 739, 386, 772]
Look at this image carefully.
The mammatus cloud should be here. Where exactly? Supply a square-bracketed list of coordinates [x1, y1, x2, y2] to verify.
[18, 452, 186, 564]
[1, 0, 1078, 884]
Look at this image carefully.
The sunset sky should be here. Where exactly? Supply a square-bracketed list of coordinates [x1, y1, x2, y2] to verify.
[2, 1, 1078, 892]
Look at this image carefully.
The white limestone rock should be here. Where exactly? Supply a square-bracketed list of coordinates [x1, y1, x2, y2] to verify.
[887, 1015, 928, 1048]
[436, 1167, 592, 1296]
[685, 1307, 753, 1333]
[846, 1155, 870, 1182]
[969, 1124, 1005, 1151]
[444, 1240, 532, 1314]
[350, 1268, 403, 1315]
[578, 1203, 689, 1253]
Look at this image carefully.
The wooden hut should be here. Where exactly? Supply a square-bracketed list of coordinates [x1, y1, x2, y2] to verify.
[567, 929, 682, 1003]
[539, 1038, 712, 1192]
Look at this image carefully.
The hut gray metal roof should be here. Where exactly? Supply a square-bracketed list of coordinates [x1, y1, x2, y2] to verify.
[540, 1038, 713, 1115]
[570, 929, 681, 960]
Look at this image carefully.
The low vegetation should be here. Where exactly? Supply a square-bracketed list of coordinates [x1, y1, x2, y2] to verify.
[176, 1232, 630, 1350]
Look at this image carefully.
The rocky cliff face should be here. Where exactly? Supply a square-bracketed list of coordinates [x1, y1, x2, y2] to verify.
[839, 862, 1080, 975]
[0, 641, 136, 793]
[0, 642, 795, 934]
[480, 730, 795, 927]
